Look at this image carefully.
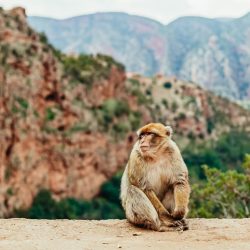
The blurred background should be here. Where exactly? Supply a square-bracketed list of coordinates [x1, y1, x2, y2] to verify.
[0, 0, 249, 219]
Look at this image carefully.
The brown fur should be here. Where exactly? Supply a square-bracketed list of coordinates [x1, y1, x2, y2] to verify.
[137, 123, 172, 138]
[120, 123, 190, 231]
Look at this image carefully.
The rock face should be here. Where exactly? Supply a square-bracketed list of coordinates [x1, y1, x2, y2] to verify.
[0, 7, 250, 216]
[29, 12, 250, 100]
[0, 219, 249, 250]
[0, 7, 136, 216]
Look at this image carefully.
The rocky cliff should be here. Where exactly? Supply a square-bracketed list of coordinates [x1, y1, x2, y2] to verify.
[0, 7, 139, 216]
[0, 7, 249, 216]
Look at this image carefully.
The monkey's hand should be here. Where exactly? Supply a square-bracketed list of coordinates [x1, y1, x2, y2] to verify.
[159, 211, 184, 229]
[171, 207, 187, 220]
[159, 210, 173, 220]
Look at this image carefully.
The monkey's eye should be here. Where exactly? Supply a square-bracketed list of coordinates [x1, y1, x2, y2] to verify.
[138, 132, 156, 139]
[138, 133, 146, 139]
[138, 134, 144, 140]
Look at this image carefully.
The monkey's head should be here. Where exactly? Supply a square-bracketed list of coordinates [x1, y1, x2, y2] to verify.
[136, 123, 173, 158]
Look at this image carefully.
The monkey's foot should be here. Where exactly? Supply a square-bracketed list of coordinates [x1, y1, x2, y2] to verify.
[159, 224, 184, 232]
[160, 218, 183, 229]
[180, 219, 189, 231]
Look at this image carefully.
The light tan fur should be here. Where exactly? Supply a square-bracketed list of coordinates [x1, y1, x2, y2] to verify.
[120, 123, 190, 231]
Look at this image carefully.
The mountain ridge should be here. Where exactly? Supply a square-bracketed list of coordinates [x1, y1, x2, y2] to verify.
[28, 11, 250, 101]
[29, 11, 249, 25]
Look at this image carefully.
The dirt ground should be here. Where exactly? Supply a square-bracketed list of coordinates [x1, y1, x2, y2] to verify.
[0, 219, 249, 250]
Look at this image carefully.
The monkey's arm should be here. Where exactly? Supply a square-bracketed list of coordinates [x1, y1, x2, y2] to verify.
[172, 172, 190, 220]
[144, 189, 171, 218]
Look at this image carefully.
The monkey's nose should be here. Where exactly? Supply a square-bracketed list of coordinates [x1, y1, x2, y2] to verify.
[140, 146, 149, 153]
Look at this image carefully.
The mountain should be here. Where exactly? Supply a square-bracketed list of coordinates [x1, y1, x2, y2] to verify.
[0, 7, 249, 216]
[28, 12, 250, 101]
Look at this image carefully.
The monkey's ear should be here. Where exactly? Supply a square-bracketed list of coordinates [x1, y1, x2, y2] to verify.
[136, 129, 141, 137]
[165, 125, 173, 137]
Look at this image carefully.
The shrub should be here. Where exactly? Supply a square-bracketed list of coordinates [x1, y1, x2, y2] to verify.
[163, 82, 172, 89]
[214, 130, 250, 170]
[45, 108, 56, 121]
[183, 130, 250, 179]
[189, 158, 250, 218]
[145, 88, 152, 96]
[161, 98, 169, 108]
[178, 112, 186, 120]
[128, 111, 141, 130]
[16, 97, 29, 110]
[183, 146, 224, 179]
[207, 118, 215, 134]
[39, 32, 48, 44]
[12, 97, 29, 117]
[99, 99, 130, 129]
[113, 122, 130, 135]
[171, 101, 178, 112]
[16, 173, 125, 220]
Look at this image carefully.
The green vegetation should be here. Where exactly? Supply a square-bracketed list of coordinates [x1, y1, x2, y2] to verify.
[177, 112, 186, 120]
[206, 118, 215, 134]
[161, 98, 169, 108]
[38, 32, 48, 44]
[45, 108, 56, 121]
[96, 98, 129, 129]
[127, 78, 152, 106]
[190, 156, 250, 218]
[60, 54, 124, 86]
[16, 97, 29, 110]
[183, 130, 250, 179]
[38, 31, 124, 86]
[66, 123, 90, 134]
[95, 98, 142, 137]
[171, 101, 178, 112]
[12, 96, 29, 117]
[128, 111, 141, 130]
[17, 130, 250, 220]
[102, 99, 130, 118]
[16, 173, 124, 220]
[163, 82, 172, 89]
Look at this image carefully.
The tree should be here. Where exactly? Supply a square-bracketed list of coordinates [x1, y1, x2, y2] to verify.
[189, 155, 250, 218]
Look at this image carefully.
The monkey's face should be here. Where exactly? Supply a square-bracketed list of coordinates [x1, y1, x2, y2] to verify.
[138, 132, 164, 155]
[136, 123, 173, 158]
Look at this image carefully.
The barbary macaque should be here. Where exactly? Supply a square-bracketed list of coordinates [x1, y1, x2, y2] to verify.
[120, 123, 190, 231]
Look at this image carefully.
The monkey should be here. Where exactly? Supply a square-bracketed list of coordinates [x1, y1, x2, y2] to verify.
[120, 123, 190, 231]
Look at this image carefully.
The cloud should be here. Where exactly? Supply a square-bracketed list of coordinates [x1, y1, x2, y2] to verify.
[0, 0, 249, 23]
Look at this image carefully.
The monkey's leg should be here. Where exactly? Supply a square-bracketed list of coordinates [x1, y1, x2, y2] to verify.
[125, 185, 180, 231]
[144, 189, 181, 225]
[162, 188, 175, 214]
[126, 185, 182, 231]
[162, 188, 189, 230]
[172, 181, 190, 220]
[125, 185, 161, 231]
[144, 189, 183, 230]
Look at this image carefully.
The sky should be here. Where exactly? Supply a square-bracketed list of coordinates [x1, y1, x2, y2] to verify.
[0, 0, 249, 24]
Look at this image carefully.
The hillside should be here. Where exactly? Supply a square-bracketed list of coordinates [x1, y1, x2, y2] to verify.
[0, 7, 249, 217]
[126, 74, 250, 146]
[0, 219, 249, 250]
[28, 12, 250, 100]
